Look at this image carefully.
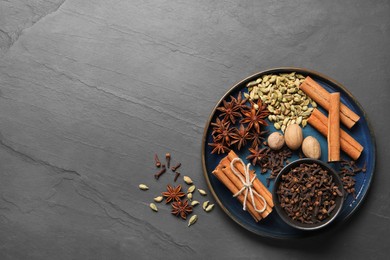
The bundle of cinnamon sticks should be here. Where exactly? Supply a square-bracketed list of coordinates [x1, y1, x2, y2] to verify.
[299, 76, 363, 161]
[212, 150, 273, 222]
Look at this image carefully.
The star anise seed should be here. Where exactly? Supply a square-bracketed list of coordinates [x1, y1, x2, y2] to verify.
[208, 139, 231, 154]
[230, 93, 249, 112]
[240, 100, 269, 133]
[230, 124, 250, 150]
[162, 185, 185, 203]
[171, 199, 193, 220]
[211, 118, 234, 145]
[248, 130, 269, 148]
[217, 99, 241, 124]
[246, 146, 269, 166]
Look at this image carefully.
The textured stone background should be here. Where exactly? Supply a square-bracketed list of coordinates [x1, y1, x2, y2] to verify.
[0, 0, 389, 259]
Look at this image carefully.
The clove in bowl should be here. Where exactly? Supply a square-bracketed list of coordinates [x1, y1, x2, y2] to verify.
[272, 159, 344, 231]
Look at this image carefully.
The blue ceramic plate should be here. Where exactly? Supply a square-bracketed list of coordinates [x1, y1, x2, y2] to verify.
[201, 68, 376, 239]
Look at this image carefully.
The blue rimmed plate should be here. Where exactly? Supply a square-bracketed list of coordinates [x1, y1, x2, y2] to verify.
[201, 67, 376, 239]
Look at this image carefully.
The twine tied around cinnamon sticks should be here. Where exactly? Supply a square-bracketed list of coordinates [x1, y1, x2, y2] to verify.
[230, 158, 267, 213]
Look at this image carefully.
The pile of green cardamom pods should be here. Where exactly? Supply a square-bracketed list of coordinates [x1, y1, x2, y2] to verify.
[245, 72, 317, 132]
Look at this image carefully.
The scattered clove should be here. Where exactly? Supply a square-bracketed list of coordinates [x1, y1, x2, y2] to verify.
[338, 159, 366, 197]
[154, 154, 161, 168]
[174, 172, 181, 182]
[248, 145, 292, 187]
[154, 166, 166, 180]
[166, 153, 171, 168]
[171, 163, 181, 172]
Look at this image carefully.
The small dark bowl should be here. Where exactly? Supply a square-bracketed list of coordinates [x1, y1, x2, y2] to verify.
[272, 158, 344, 231]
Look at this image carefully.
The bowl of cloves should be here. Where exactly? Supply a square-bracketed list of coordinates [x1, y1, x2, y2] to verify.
[272, 159, 344, 231]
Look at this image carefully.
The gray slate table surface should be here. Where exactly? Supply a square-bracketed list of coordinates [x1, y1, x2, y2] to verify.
[0, 0, 389, 259]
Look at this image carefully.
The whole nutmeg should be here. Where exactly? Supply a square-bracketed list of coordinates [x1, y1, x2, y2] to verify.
[267, 132, 285, 150]
[302, 136, 321, 159]
[284, 124, 303, 150]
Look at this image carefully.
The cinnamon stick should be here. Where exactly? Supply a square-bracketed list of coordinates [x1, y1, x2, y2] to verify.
[212, 159, 262, 222]
[328, 93, 341, 162]
[226, 151, 274, 208]
[307, 109, 363, 160]
[212, 152, 274, 222]
[300, 76, 360, 129]
[221, 161, 272, 219]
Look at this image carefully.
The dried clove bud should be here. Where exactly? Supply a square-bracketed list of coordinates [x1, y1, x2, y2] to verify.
[154, 165, 166, 180]
[174, 171, 181, 182]
[171, 163, 181, 172]
[154, 154, 161, 168]
[276, 162, 343, 224]
[166, 153, 171, 168]
[338, 159, 365, 197]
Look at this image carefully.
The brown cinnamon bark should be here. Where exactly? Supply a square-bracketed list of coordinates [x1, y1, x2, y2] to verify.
[299, 76, 360, 129]
[212, 151, 273, 222]
[212, 159, 262, 222]
[226, 151, 274, 207]
[308, 109, 363, 160]
[221, 162, 272, 219]
[328, 93, 341, 162]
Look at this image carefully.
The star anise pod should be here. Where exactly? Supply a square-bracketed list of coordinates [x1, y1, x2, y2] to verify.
[208, 138, 231, 154]
[255, 98, 268, 114]
[248, 130, 269, 148]
[246, 146, 269, 166]
[162, 185, 185, 203]
[230, 124, 250, 150]
[240, 100, 269, 133]
[217, 99, 241, 124]
[211, 118, 234, 145]
[171, 199, 193, 220]
[230, 92, 249, 112]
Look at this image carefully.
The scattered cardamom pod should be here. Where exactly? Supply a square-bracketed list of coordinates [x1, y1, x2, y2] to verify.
[188, 215, 198, 227]
[203, 201, 209, 210]
[139, 184, 149, 190]
[154, 196, 163, 203]
[191, 200, 200, 206]
[187, 192, 193, 200]
[187, 185, 196, 193]
[198, 189, 207, 196]
[205, 204, 214, 212]
[150, 203, 158, 212]
[183, 176, 193, 185]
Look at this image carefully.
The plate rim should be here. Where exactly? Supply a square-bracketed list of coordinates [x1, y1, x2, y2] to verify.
[201, 67, 376, 239]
